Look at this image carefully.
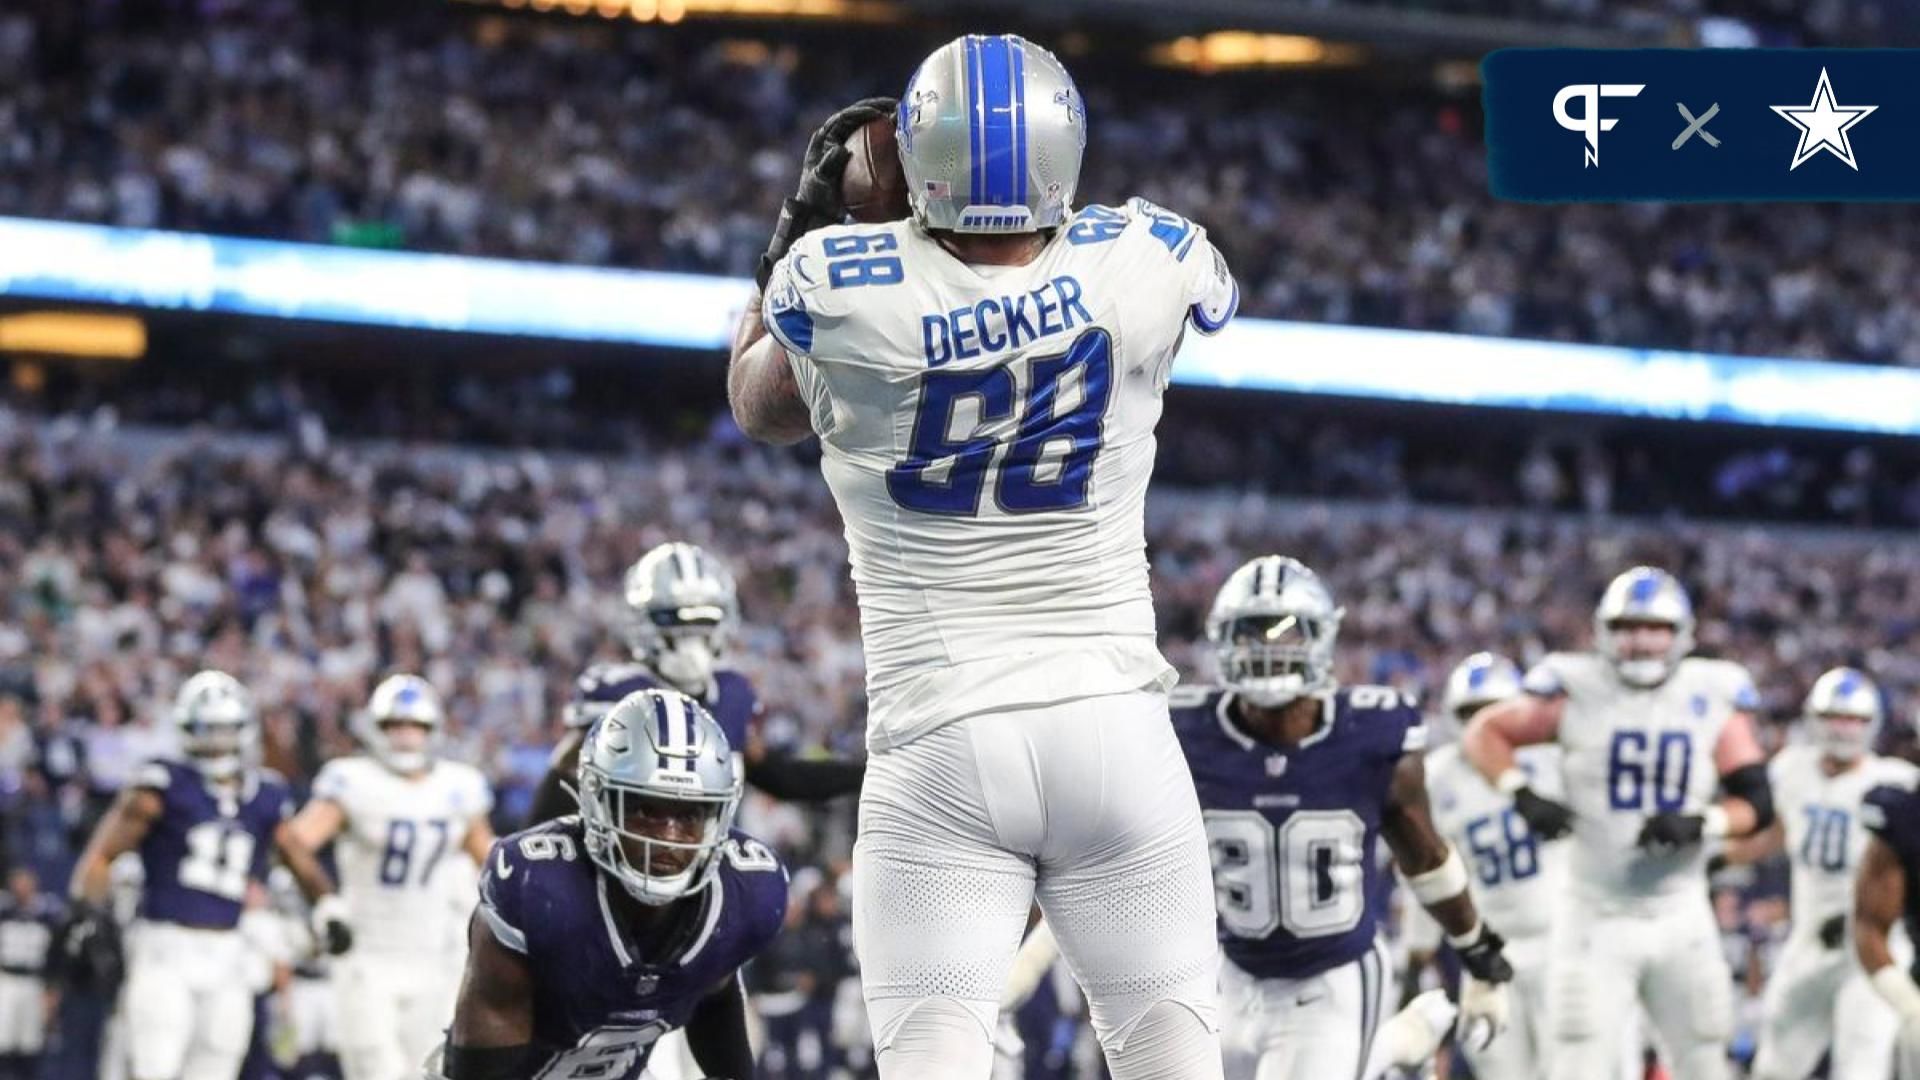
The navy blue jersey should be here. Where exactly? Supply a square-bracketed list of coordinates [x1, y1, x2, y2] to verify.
[0, 894, 62, 976]
[1863, 780, 1920, 975]
[134, 760, 292, 929]
[1172, 685, 1426, 980]
[566, 664, 759, 753]
[477, 816, 789, 1077]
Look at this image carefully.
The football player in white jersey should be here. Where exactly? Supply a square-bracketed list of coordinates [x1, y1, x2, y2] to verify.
[1735, 668, 1918, 1080]
[1423, 653, 1566, 1080]
[730, 32, 1237, 1080]
[1462, 567, 1774, 1080]
[285, 675, 495, 1080]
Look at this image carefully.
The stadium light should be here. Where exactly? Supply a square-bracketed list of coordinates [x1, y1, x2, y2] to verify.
[1149, 32, 1365, 71]
[1, 215, 1918, 436]
[0, 311, 147, 360]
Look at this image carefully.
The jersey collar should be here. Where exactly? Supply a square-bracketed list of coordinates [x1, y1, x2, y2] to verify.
[1217, 692, 1339, 752]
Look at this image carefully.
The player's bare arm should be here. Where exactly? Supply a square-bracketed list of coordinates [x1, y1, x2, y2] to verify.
[1636, 709, 1772, 855]
[69, 786, 162, 904]
[274, 818, 354, 954]
[283, 795, 346, 852]
[728, 300, 812, 446]
[463, 813, 498, 865]
[1384, 750, 1515, 1049]
[445, 914, 541, 1080]
[683, 974, 754, 1079]
[1463, 694, 1575, 840]
[1855, 834, 1920, 1031]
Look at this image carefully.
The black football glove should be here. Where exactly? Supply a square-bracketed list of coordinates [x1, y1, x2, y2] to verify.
[1453, 923, 1515, 985]
[1636, 812, 1706, 855]
[312, 895, 354, 956]
[1818, 913, 1847, 950]
[756, 97, 898, 290]
[1511, 787, 1575, 841]
[53, 901, 123, 992]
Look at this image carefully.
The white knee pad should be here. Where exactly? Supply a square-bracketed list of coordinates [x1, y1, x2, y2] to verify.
[873, 997, 997, 1080]
[1104, 1000, 1224, 1080]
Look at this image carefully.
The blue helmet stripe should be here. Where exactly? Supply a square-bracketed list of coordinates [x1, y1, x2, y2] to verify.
[963, 36, 984, 203]
[653, 692, 672, 773]
[1628, 572, 1660, 604]
[976, 35, 1017, 206]
[1010, 38, 1027, 205]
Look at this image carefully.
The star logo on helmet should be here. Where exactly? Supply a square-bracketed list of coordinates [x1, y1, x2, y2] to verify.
[598, 716, 631, 753]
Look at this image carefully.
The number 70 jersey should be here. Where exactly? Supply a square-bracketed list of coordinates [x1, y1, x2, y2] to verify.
[763, 199, 1237, 750]
[309, 755, 493, 956]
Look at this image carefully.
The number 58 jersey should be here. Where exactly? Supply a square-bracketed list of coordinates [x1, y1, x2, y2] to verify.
[763, 200, 1237, 750]
[309, 755, 493, 956]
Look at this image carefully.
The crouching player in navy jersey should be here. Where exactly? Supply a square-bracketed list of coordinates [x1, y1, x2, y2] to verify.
[439, 689, 788, 1080]
[1174, 557, 1514, 1080]
[66, 671, 353, 1080]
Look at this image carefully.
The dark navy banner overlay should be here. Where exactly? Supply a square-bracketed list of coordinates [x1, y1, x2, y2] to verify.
[1486, 49, 1920, 202]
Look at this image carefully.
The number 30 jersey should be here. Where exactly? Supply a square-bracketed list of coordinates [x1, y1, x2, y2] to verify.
[309, 755, 493, 956]
[1172, 685, 1426, 980]
[134, 760, 292, 929]
[763, 199, 1237, 750]
[1522, 653, 1757, 908]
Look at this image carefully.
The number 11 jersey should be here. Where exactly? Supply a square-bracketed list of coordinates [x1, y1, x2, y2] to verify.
[762, 199, 1237, 750]
[309, 755, 493, 956]
[1173, 685, 1426, 980]
[135, 759, 292, 928]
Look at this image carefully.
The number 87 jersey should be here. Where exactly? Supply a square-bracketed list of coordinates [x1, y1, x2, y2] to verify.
[762, 199, 1237, 751]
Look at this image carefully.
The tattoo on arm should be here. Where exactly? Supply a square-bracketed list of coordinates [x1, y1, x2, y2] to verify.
[727, 288, 814, 445]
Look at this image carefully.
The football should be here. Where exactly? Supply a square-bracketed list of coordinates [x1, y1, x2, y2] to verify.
[841, 115, 911, 223]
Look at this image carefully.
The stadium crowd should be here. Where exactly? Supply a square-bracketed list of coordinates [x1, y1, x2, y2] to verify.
[7, 3, 1920, 365]
[0, 392, 1912, 1072]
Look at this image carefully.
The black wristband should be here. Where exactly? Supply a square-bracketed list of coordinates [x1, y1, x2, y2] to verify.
[444, 1043, 544, 1080]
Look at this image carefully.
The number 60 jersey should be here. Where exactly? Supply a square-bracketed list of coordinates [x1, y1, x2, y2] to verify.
[763, 199, 1236, 751]
[1172, 685, 1426, 979]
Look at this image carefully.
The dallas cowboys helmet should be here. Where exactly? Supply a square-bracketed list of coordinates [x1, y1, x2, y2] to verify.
[1804, 666, 1882, 762]
[622, 542, 740, 698]
[173, 670, 257, 780]
[358, 674, 443, 774]
[1206, 556, 1344, 708]
[1593, 566, 1696, 688]
[577, 689, 743, 907]
[896, 33, 1086, 234]
[1443, 653, 1524, 722]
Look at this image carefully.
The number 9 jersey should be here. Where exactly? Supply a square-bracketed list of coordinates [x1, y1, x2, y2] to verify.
[762, 199, 1236, 750]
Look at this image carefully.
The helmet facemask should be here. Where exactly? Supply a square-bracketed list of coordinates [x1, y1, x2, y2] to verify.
[579, 766, 737, 907]
[1214, 611, 1338, 708]
[1805, 668, 1883, 763]
[1597, 618, 1691, 688]
[174, 672, 257, 780]
[360, 675, 443, 775]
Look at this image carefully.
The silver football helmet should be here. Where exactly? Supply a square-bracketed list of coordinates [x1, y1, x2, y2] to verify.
[1442, 653, 1523, 722]
[896, 33, 1086, 234]
[1593, 566, 1696, 688]
[1206, 556, 1344, 708]
[622, 543, 740, 698]
[173, 670, 257, 780]
[1804, 666, 1881, 762]
[577, 689, 743, 907]
[357, 674, 442, 775]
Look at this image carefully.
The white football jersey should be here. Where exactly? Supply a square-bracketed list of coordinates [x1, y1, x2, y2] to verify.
[1771, 743, 1918, 937]
[309, 756, 492, 956]
[1523, 652, 1757, 907]
[1425, 742, 1566, 942]
[764, 198, 1237, 749]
